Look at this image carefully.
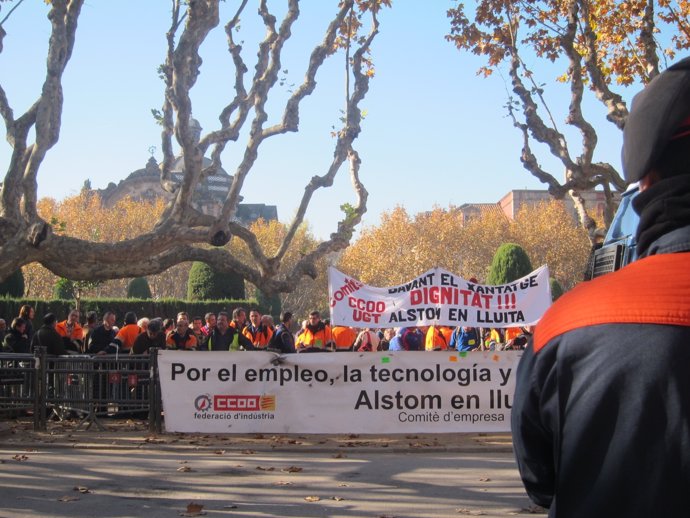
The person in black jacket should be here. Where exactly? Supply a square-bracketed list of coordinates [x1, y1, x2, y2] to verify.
[86, 311, 118, 355]
[2, 317, 30, 354]
[512, 57, 690, 518]
[31, 313, 71, 356]
[131, 318, 165, 355]
[268, 311, 296, 354]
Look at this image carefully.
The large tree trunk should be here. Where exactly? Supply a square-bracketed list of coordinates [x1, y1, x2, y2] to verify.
[0, 1, 385, 293]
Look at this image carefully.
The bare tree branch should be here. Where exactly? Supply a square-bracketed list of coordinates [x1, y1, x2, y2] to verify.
[577, 0, 629, 129]
[0, 1, 384, 292]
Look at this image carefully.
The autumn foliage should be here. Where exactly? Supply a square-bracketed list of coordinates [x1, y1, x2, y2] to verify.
[446, 0, 690, 239]
[338, 201, 590, 291]
[231, 219, 329, 317]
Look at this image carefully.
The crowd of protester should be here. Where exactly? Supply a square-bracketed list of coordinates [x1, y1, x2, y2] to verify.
[0, 304, 531, 356]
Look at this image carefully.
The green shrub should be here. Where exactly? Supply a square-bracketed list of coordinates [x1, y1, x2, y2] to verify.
[0, 297, 256, 326]
[550, 277, 564, 302]
[0, 270, 24, 298]
[256, 289, 282, 319]
[487, 243, 533, 285]
[127, 277, 152, 299]
[53, 278, 75, 300]
[187, 262, 245, 300]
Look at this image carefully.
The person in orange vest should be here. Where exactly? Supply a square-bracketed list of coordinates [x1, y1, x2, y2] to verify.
[114, 312, 141, 352]
[331, 324, 357, 351]
[229, 307, 247, 331]
[242, 309, 273, 349]
[295, 311, 333, 351]
[55, 309, 85, 353]
[503, 326, 531, 350]
[166, 317, 198, 350]
[512, 57, 690, 517]
[424, 325, 454, 351]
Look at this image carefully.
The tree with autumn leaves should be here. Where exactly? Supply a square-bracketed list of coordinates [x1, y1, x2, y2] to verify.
[446, 0, 690, 241]
[0, 1, 389, 296]
[338, 201, 591, 291]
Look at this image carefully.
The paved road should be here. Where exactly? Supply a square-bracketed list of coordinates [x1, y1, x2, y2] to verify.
[0, 447, 538, 518]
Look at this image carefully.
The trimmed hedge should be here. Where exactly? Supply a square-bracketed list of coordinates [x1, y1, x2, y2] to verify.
[0, 270, 25, 298]
[53, 278, 75, 300]
[187, 262, 246, 300]
[127, 277, 152, 299]
[0, 297, 266, 325]
[487, 243, 534, 285]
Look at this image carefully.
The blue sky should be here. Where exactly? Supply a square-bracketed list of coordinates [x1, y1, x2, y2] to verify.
[0, 1, 627, 239]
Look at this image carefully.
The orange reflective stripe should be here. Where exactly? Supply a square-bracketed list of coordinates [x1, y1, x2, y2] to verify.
[534, 252, 690, 353]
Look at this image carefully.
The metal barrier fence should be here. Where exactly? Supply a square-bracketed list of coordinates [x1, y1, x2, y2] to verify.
[0, 347, 162, 433]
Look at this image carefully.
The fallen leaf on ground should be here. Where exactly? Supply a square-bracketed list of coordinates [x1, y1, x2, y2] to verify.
[331, 496, 345, 501]
[478, 477, 491, 482]
[282, 466, 302, 473]
[214, 450, 225, 455]
[519, 506, 548, 514]
[241, 449, 255, 455]
[12, 455, 28, 461]
[274, 481, 293, 486]
[177, 466, 194, 472]
[456, 509, 486, 516]
[256, 466, 275, 471]
[304, 496, 320, 502]
[179, 502, 205, 517]
[73, 486, 91, 493]
[58, 496, 80, 502]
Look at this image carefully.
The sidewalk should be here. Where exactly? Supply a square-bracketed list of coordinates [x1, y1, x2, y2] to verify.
[0, 416, 514, 454]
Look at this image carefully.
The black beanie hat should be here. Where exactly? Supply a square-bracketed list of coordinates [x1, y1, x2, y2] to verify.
[622, 56, 690, 183]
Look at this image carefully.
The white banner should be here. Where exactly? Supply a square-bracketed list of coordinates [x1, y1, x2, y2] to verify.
[158, 350, 521, 434]
[328, 266, 551, 328]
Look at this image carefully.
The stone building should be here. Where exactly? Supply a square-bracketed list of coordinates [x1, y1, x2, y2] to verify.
[497, 189, 612, 221]
[456, 189, 616, 225]
[97, 156, 277, 225]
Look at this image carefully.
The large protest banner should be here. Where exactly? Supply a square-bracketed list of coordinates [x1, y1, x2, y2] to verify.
[159, 350, 521, 434]
[328, 266, 551, 328]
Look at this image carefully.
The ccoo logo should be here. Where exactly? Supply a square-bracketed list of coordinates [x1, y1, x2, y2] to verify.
[194, 394, 212, 412]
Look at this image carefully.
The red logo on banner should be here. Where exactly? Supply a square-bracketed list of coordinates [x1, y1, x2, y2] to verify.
[213, 395, 276, 411]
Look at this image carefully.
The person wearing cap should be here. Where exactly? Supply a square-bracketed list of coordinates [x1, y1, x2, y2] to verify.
[131, 318, 166, 355]
[511, 56, 690, 518]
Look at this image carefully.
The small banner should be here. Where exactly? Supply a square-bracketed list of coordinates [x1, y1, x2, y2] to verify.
[328, 266, 551, 328]
[158, 350, 521, 434]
